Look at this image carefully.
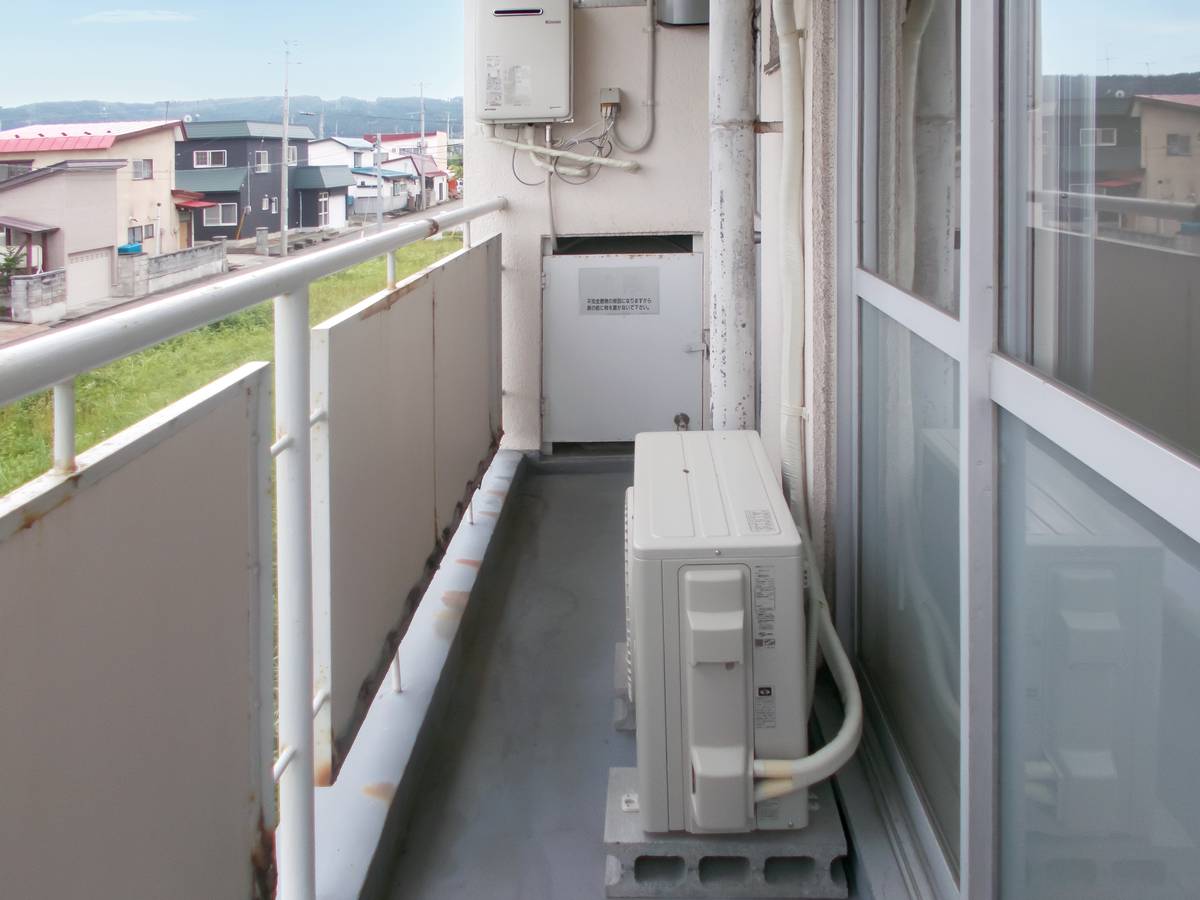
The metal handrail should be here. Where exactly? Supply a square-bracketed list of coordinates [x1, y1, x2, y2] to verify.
[1033, 189, 1200, 222]
[0, 196, 506, 900]
[0, 197, 507, 408]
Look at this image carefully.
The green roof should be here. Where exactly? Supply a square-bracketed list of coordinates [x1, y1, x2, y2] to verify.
[182, 121, 316, 141]
[290, 165, 354, 190]
[175, 167, 248, 193]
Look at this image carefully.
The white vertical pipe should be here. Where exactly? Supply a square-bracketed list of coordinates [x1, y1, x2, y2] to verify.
[274, 287, 315, 900]
[52, 379, 76, 473]
[386, 252, 397, 289]
[775, 0, 810, 522]
[709, 0, 758, 430]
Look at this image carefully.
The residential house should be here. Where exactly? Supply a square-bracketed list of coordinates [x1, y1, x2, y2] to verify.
[1132, 94, 1200, 233]
[389, 154, 450, 208]
[1037, 80, 1143, 227]
[348, 166, 416, 217]
[368, 131, 450, 171]
[174, 121, 352, 243]
[308, 136, 374, 170]
[0, 159, 124, 320]
[0, 120, 185, 254]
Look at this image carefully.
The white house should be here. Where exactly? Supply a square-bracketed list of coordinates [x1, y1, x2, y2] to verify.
[307, 136, 374, 170]
[386, 154, 450, 208]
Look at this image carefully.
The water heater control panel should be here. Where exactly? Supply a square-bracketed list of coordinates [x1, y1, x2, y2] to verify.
[476, 1, 573, 124]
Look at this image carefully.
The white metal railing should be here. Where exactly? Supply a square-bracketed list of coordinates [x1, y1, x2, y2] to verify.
[0, 196, 506, 900]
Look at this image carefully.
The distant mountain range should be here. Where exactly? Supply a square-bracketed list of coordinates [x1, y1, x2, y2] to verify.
[0, 95, 466, 140]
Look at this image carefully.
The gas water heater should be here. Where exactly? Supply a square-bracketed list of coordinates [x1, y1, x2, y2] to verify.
[626, 431, 811, 833]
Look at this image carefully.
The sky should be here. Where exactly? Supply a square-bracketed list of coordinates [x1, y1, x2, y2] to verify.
[1040, 0, 1200, 76]
[3, 2, 465, 107]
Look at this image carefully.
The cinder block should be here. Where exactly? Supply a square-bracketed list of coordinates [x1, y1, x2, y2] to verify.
[604, 767, 848, 899]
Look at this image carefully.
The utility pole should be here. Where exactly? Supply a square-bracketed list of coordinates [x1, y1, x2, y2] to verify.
[418, 81, 426, 211]
[280, 41, 293, 258]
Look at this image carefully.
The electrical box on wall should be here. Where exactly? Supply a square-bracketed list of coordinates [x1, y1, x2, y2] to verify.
[657, 0, 709, 25]
[476, 1, 573, 124]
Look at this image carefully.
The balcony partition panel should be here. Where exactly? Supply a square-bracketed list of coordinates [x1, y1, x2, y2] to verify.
[0, 364, 274, 900]
[310, 237, 503, 781]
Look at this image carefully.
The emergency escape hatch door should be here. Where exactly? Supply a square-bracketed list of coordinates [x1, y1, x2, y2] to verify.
[542, 252, 704, 443]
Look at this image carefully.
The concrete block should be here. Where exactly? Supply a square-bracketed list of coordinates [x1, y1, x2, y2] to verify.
[604, 767, 848, 899]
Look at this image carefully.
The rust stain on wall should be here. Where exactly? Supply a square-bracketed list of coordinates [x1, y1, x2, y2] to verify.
[362, 781, 397, 804]
[442, 590, 470, 611]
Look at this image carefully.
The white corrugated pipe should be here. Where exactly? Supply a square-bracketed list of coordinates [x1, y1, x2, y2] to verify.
[709, 0, 758, 430]
[755, 0, 863, 804]
[775, 0, 809, 521]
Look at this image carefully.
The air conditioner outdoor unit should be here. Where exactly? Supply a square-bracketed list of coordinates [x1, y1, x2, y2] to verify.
[626, 430, 811, 833]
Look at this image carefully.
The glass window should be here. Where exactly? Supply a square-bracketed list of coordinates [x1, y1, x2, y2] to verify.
[202, 203, 237, 227]
[254, 150, 270, 173]
[1002, 1, 1200, 460]
[193, 149, 227, 168]
[860, 302, 962, 865]
[287, 145, 298, 166]
[998, 412, 1200, 898]
[868, 0, 961, 314]
[131, 158, 153, 180]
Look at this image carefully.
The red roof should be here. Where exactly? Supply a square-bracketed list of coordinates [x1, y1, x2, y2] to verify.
[1136, 94, 1200, 110]
[0, 120, 181, 155]
[0, 135, 116, 153]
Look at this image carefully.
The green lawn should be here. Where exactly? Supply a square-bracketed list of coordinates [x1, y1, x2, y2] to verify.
[0, 234, 463, 497]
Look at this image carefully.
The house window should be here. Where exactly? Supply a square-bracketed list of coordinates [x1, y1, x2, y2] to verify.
[254, 150, 270, 173]
[262, 195, 270, 211]
[202, 202, 238, 227]
[193, 150, 227, 168]
[353, 151, 366, 167]
[271, 197, 278, 214]
[287, 145, 298, 167]
[1079, 127, 1117, 147]
[131, 159, 154, 180]
[127, 225, 144, 243]
[317, 191, 330, 227]
[1166, 133, 1192, 157]
[144, 223, 155, 240]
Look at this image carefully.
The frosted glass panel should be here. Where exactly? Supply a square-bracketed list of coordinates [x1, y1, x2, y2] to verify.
[999, 413, 1200, 898]
[859, 302, 961, 864]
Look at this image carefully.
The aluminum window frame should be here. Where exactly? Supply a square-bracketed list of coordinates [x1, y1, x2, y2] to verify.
[193, 149, 228, 169]
[255, 150, 271, 173]
[840, 0, 1200, 897]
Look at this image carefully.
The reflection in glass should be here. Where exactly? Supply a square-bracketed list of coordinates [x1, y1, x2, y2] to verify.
[871, 0, 961, 313]
[1003, 1, 1200, 458]
[859, 303, 961, 864]
[999, 413, 1200, 898]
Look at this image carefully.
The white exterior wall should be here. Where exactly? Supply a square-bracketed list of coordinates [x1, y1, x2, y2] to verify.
[464, 5, 711, 449]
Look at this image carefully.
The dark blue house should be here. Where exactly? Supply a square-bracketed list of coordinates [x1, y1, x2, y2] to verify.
[175, 121, 352, 243]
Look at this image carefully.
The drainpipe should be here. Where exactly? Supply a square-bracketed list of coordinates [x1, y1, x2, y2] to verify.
[709, 0, 758, 430]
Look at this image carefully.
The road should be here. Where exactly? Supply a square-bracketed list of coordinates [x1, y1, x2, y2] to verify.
[0, 199, 463, 350]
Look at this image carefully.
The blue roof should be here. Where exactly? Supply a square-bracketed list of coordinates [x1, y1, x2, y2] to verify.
[351, 166, 416, 180]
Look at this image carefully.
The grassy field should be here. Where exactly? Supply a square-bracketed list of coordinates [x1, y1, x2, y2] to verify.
[0, 234, 463, 496]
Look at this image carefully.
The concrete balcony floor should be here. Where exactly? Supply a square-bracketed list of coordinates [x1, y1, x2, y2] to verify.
[385, 458, 636, 900]
[380, 456, 863, 900]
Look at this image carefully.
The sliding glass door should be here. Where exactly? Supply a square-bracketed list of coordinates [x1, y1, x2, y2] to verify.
[840, 0, 1200, 897]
